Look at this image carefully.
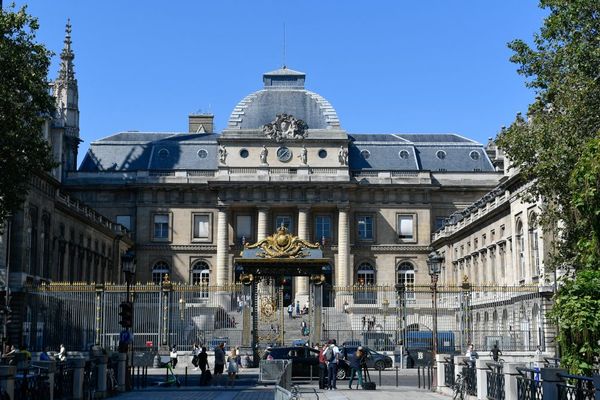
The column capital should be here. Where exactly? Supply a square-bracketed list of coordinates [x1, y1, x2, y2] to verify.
[337, 204, 351, 212]
[217, 204, 229, 212]
[257, 206, 270, 213]
[297, 206, 311, 212]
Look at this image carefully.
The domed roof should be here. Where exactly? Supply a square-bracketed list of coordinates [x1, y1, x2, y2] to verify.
[227, 67, 341, 130]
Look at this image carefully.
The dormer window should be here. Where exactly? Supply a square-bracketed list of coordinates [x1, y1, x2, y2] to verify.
[436, 150, 446, 160]
[361, 149, 371, 159]
[470, 150, 480, 160]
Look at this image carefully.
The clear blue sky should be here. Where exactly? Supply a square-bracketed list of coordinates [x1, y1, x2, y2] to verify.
[13, 1, 546, 166]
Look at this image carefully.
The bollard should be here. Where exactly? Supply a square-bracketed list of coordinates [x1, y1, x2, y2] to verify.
[418, 366, 421, 388]
[0, 366, 16, 400]
[395, 365, 399, 387]
[185, 366, 188, 386]
[427, 364, 431, 390]
[378, 368, 382, 387]
[117, 353, 127, 392]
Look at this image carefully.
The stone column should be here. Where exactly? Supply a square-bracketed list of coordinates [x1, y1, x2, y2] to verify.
[257, 207, 269, 240]
[71, 358, 85, 399]
[294, 207, 310, 304]
[337, 207, 350, 288]
[96, 355, 108, 398]
[117, 353, 127, 392]
[216, 207, 229, 286]
[0, 366, 16, 400]
[476, 358, 490, 400]
[436, 354, 447, 388]
[33, 360, 56, 400]
[503, 362, 526, 400]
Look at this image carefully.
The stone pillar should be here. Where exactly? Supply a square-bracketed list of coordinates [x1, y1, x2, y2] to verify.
[117, 353, 127, 392]
[337, 207, 350, 288]
[71, 358, 85, 400]
[476, 358, 490, 400]
[216, 207, 229, 286]
[33, 360, 56, 400]
[436, 354, 447, 388]
[96, 355, 108, 398]
[541, 367, 567, 400]
[257, 207, 269, 240]
[503, 363, 526, 400]
[0, 366, 16, 400]
[294, 207, 310, 304]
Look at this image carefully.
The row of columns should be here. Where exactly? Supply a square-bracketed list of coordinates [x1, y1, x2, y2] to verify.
[214, 206, 351, 291]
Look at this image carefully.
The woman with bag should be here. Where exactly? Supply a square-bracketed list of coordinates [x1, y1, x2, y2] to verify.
[227, 348, 238, 386]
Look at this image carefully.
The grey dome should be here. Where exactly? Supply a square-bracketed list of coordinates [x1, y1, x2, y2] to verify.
[227, 67, 341, 130]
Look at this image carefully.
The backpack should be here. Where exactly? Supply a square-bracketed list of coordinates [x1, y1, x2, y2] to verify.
[325, 346, 335, 362]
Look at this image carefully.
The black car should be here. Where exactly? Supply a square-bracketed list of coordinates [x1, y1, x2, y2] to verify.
[263, 346, 350, 380]
[342, 346, 393, 371]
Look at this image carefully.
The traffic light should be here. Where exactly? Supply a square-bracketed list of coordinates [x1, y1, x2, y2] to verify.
[119, 301, 133, 328]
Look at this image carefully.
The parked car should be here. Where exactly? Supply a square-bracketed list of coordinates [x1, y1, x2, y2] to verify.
[341, 346, 393, 371]
[263, 346, 350, 380]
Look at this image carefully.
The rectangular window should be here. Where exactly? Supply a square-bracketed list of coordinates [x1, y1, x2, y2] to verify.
[116, 215, 131, 231]
[236, 215, 253, 244]
[397, 215, 414, 241]
[193, 214, 210, 240]
[275, 215, 292, 232]
[314, 215, 332, 242]
[153, 214, 169, 239]
[357, 215, 374, 240]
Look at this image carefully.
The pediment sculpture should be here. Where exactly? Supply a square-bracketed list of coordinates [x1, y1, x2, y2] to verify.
[244, 226, 320, 258]
[262, 113, 307, 142]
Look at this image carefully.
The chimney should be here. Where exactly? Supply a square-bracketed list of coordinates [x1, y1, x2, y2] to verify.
[188, 114, 214, 133]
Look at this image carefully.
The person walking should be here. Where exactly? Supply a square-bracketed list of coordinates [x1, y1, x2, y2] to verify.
[213, 343, 226, 386]
[192, 344, 200, 370]
[287, 304, 293, 319]
[58, 344, 67, 362]
[227, 348, 239, 386]
[325, 339, 340, 390]
[490, 343, 502, 362]
[169, 345, 178, 368]
[348, 347, 364, 389]
[295, 300, 301, 317]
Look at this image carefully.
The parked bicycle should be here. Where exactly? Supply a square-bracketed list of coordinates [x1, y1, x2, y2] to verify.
[453, 371, 467, 400]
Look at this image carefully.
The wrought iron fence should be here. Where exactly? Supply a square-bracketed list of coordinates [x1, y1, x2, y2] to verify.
[462, 361, 477, 396]
[486, 362, 504, 400]
[444, 357, 455, 387]
[82, 360, 98, 399]
[21, 281, 548, 356]
[53, 362, 74, 399]
[557, 373, 597, 400]
[517, 367, 543, 400]
[14, 368, 51, 400]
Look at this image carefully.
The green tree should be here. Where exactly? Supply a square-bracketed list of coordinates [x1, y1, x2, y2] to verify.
[498, 0, 600, 373]
[0, 5, 55, 226]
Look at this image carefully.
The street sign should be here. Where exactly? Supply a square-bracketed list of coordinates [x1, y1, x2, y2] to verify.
[120, 330, 133, 344]
[146, 341, 153, 348]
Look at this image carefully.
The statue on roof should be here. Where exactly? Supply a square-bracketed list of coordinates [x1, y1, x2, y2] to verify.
[263, 113, 307, 142]
[338, 146, 348, 166]
[218, 144, 227, 164]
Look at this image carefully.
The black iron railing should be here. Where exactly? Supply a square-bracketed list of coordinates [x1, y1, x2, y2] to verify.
[517, 367, 542, 400]
[557, 373, 597, 400]
[444, 357, 455, 387]
[486, 362, 504, 400]
[462, 361, 477, 396]
[54, 361, 74, 399]
[82, 360, 98, 399]
[14, 368, 51, 400]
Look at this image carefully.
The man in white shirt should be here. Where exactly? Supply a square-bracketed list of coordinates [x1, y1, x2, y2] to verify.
[325, 339, 340, 390]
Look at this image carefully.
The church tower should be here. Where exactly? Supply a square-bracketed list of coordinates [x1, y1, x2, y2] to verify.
[51, 19, 80, 181]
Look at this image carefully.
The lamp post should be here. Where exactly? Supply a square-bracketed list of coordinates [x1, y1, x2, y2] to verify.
[382, 298, 389, 334]
[121, 251, 136, 304]
[394, 281, 406, 359]
[427, 250, 443, 387]
[179, 297, 186, 321]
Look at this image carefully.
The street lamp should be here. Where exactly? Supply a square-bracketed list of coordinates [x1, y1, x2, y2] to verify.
[427, 250, 443, 387]
[122, 250, 136, 303]
[382, 298, 389, 334]
[394, 281, 406, 357]
[179, 297, 186, 320]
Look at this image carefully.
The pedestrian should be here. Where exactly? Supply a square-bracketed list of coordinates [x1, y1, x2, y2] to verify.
[325, 339, 340, 390]
[40, 347, 52, 361]
[192, 344, 200, 370]
[213, 342, 226, 386]
[170, 345, 178, 368]
[465, 343, 478, 366]
[227, 348, 238, 386]
[348, 347, 364, 389]
[490, 343, 502, 362]
[300, 321, 307, 336]
[198, 346, 209, 373]
[58, 344, 67, 362]
[318, 343, 328, 389]
[295, 300, 300, 316]
[287, 304, 293, 319]
[361, 316, 366, 331]
[343, 301, 349, 314]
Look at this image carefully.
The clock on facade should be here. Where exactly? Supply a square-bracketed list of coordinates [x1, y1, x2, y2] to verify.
[276, 146, 293, 162]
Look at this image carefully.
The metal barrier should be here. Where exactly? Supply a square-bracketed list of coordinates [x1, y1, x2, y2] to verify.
[516, 367, 543, 400]
[82, 360, 98, 399]
[259, 359, 290, 384]
[14, 367, 51, 400]
[557, 373, 597, 400]
[54, 361, 74, 399]
[486, 362, 504, 400]
[461, 360, 477, 396]
[444, 357, 455, 387]
[417, 363, 433, 390]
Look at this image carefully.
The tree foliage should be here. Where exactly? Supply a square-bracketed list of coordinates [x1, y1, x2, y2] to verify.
[497, 0, 600, 374]
[0, 5, 55, 225]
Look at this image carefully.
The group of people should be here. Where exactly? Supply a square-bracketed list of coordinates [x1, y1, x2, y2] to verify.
[170, 342, 241, 387]
[287, 300, 309, 319]
[3, 343, 66, 364]
[361, 315, 377, 331]
[317, 339, 367, 390]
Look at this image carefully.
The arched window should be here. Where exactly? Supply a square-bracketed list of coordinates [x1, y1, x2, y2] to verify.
[397, 261, 415, 300]
[529, 214, 540, 277]
[191, 261, 210, 298]
[355, 262, 376, 304]
[516, 220, 526, 279]
[152, 261, 170, 284]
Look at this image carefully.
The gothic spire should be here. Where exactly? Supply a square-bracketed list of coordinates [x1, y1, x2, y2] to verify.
[58, 18, 75, 81]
